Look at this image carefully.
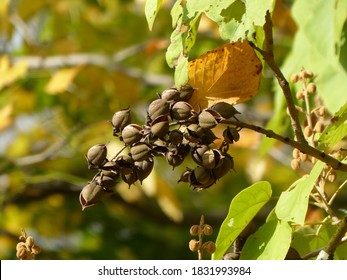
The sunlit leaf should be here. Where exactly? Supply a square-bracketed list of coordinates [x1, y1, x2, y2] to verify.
[275, 161, 324, 225]
[145, 0, 163, 31]
[45, 66, 82, 95]
[188, 40, 262, 110]
[212, 181, 272, 260]
[240, 219, 292, 260]
[0, 56, 28, 90]
[318, 102, 347, 149]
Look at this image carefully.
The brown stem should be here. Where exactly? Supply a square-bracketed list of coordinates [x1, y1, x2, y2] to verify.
[222, 119, 347, 172]
[252, 11, 306, 144]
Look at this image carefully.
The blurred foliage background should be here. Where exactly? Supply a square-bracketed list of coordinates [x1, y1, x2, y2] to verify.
[1, 0, 346, 260]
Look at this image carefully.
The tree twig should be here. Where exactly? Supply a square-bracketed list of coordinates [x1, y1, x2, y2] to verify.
[252, 11, 306, 144]
[222, 119, 347, 171]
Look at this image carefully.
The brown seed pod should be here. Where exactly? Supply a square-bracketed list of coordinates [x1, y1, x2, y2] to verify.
[161, 87, 180, 102]
[201, 149, 225, 169]
[147, 99, 169, 121]
[85, 144, 107, 169]
[111, 108, 131, 135]
[166, 146, 185, 168]
[135, 157, 154, 183]
[290, 73, 299, 83]
[171, 101, 193, 120]
[130, 142, 152, 162]
[210, 102, 240, 119]
[191, 145, 210, 166]
[212, 153, 234, 179]
[189, 239, 200, 252]
[115, 154, 135, 175]
[198, 109, 219, 129]
[150, 115, 169, 138]
[178, 84, 195, 101]
[79, 182, 112, 210]
[168, 129, 183, 145]
[203, 241, 216, 254]
[190, 225, 200, 236]
[31, 244, 41, 255]
[304, 126, 313, 138]
[184, 124, 204, 143]
[95, 173, 118, 189]
[223, 126, 240, 144]
[307, 82, 316, 94]
[122, 172, 138, 187]
[203, 224, 213, 235]
[121, 124, 143, 145]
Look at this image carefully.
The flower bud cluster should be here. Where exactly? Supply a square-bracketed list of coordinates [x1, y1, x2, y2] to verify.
[80, 85, 241, 209]
[16, 229, 41, 260]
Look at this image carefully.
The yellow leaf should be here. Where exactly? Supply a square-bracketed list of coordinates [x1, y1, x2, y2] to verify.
[0, 103, 13, 131]
[188, 40, 262, 110]
[45, 66, 82, 95]
[0, 56, 28, 90]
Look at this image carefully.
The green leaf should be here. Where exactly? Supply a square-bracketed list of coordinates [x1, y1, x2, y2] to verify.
[174, 56, 188, 86]
[212, 181, 272, 260]
[318, 102, 347, 149]
[145, 0, 163, 31]
[170, 0, 183, 28]
[240, 219, 292, 260]
[275, 161, 325, 225]
[184, 13, 201, 55]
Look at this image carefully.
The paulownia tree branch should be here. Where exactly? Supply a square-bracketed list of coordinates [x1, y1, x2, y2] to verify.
[252, 11, 307, 144]
[223, 119, 347, 172]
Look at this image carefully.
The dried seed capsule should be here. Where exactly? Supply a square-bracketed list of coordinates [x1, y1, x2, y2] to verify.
[111, 108, 131, 135]
[178, 84, 195, 101]
[307, 83, 316, 94]
[203, 224, 213, 235]
[193, 166, 214, 185]
[161, 88, 180, 102]
[189, 239, 200, 252]
[25, 236, 34, 247]
[191, 145, 210, 166]
[198, 109, 219, 129]
[169, 129, 183, 145]
[203, 241, 216, 254]
[210, 102, 240, 119]
[184, 124, 204, 143]
[171, 101, 193, 120]
[213, 153, 234, 179]
[85, 144, 107, 169]
[178, 169, 193, 184]
[130, 142, 152, 162]
[201, 149, 225, 169]
[304, 126, 313, 138]
[291, 159, 300, 170]
[121, 124, 143, 145]
[79, 182, 112, 210]
[314, 121, 324, 133]
[190, 225, 200, 236]
[290, 73, 299, 83]
[147, 99, 169, 121]
[122, 172, 138, 187]
[115, 154, 134, 175]
[95, 173, 118, 189]
[166, 146, 185, 168]
[223, 126, 240, 144]
[150, 115, 169, 138]
[135, 157, 154, 183]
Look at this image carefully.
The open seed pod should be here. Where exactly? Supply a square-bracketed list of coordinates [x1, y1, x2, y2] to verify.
[198, 109, 221, 129]
[191, 144, 210, 166]
[115, 154, 135, 175]
[212, 152, 234, 179]
[201, 149, 225, 169]
[223, 126, 240, 144]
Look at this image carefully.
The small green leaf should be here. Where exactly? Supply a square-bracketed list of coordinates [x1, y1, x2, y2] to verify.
[174, 57, 188, 87]
[240, 219, 292, 260]
[170, 0, 183, 28]
[212, 181, 272, 260]
[318, 102, 347, 149]
[145, 0, 163, 31]
[275, 161, 324, 225]
[184, 13, 201, 55]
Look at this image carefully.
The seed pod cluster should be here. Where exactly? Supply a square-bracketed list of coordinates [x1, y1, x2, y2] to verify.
[16, 229, 41, 260]
[82, 85, 241, 208]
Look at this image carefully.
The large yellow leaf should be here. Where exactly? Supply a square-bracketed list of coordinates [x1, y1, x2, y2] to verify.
[45, 66, 82, 95]
[188, 40, 262, 110]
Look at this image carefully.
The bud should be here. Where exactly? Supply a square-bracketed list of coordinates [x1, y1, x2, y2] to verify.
[189, 239, 200, 252]
[203, 224, 213, 235]
[190, 225, 200, 236]
[203, 241, 216, 254]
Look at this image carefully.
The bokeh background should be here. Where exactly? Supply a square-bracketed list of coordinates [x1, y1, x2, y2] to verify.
[1, 0, 346, 259]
